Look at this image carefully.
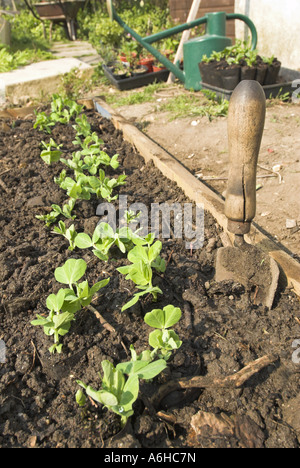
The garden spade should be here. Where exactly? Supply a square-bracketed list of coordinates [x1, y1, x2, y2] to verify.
[215, 80, 279, 309]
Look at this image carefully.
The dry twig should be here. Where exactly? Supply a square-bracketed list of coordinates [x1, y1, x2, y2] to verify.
[151, 354, 277, 409]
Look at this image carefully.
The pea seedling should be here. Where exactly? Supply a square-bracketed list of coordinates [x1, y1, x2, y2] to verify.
[40, 138, 63, 165]
[31, 258, 110, 353]
[76, 304, 182, 425]
[144, 305, 182, 360]
[52, 221, 78, 250]
[73, 114, 91, 138]
[77, 360, 139, 427]
[117, 240, 166, 311]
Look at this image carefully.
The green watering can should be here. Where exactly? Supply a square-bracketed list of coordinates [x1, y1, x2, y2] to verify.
[106, 0, 257, 91]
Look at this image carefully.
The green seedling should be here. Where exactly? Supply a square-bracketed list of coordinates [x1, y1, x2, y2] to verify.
[76, 356, 166, 426]
[36, 204, 61, 227]
[78, 131, 104, 152]
[54, 258, 110, 306]
[88, 169, 127, 202]
[75, 305, 182, 425]
[144, 305, 182, 360]
[36, 200, 76, 228]
[77, 360, 139, 427]
[117, 240, 166, 311]
[78, 132, 120, 172]
[54, 169, 67, 186]
[40, 138, 63, 165]
[33, 110, 55, 134]
[75, 389, 87, 407]
[124, 209, 141, 227]
[52, 199, 76, 220]
[60, 151, 86, 175]
[50, 93, 83, 124]
[31, 288, 77, 354]
[84, 152, 120, 174]
[34, 95, 84, 134]
[59, 175, 92, 201]
[75, 222, 133, 258]
[116, 351, 167, 379]
[52, 221, 78, 250]
[73, 114, 91, 138]
[31, 259, 110, 353]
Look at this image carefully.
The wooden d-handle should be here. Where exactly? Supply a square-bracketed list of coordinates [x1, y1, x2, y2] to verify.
[225, 80, 266, 235]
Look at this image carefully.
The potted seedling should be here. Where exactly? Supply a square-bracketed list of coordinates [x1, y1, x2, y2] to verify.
[138, 54, 155, 73]
[263, 55, 281, 85]
[112, 61, 130, 80]
[199, 40, 282, 90]
[255, 55, 268, 85]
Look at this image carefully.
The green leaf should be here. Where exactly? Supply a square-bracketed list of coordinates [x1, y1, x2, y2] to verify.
[93, 249, 109, 261]
[149, 329, 164, 349]
[31, 314, 51, 327]
[117, 359, 167, 380]
[116, 360, 149, 376]
[144, 308, 165, 329]
[54, 258, 87, 286]
[148, 241, 162, 263]
[90, 278, 110, 295]
[46, 288, 66, 313]
[120, 374, 139, 410]
[110, 154, 119, 169]
[74, 233, 93, 249]
[101, 360, 125, 401]
[98, 390, 119, 407]
[144, 305, 182, 329]
[163, 305, 182, 328]
[137, 359, 167, 380]
[52, 311, 74, 332]
[128, 245, 149, 264]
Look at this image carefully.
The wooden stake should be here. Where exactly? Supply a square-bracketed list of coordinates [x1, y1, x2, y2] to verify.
[167, 0, 202, 84]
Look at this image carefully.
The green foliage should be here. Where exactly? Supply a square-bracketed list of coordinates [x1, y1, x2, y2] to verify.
[34, 94, 84, 132]
[117, 236, 166, 311]
[105, 82, 168, 107]
[40, 138, 63, 164]
[0, 45, 52, 72]
[31, 259, 110, 353]
[202, 40, 276, 68]
[36, 200, 76, 227]
[144, 305, 182, 360]
[74, 221, 146, 261]
[159, 91, 229, 121]
[77, 360, 139, 426]
[52, 221, 78, 251]
[76, 301, 181, 425]
[76, 1, 173, 51]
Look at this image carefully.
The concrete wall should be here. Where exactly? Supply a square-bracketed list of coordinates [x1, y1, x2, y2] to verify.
[235, 0, 300, 70]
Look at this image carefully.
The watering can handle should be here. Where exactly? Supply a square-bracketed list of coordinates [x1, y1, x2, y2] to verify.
[226, 13, 258, 50]
[225, 80, 266, 235]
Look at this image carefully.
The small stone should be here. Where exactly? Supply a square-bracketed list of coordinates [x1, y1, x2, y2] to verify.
[27, 196, 45, 208]
[286, 219, 297, 229]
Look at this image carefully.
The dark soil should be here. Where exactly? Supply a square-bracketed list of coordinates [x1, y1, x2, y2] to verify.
[0, 109, 299, 449]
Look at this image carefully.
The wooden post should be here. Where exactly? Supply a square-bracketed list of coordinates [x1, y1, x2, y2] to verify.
[167, 0, 202, 84]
